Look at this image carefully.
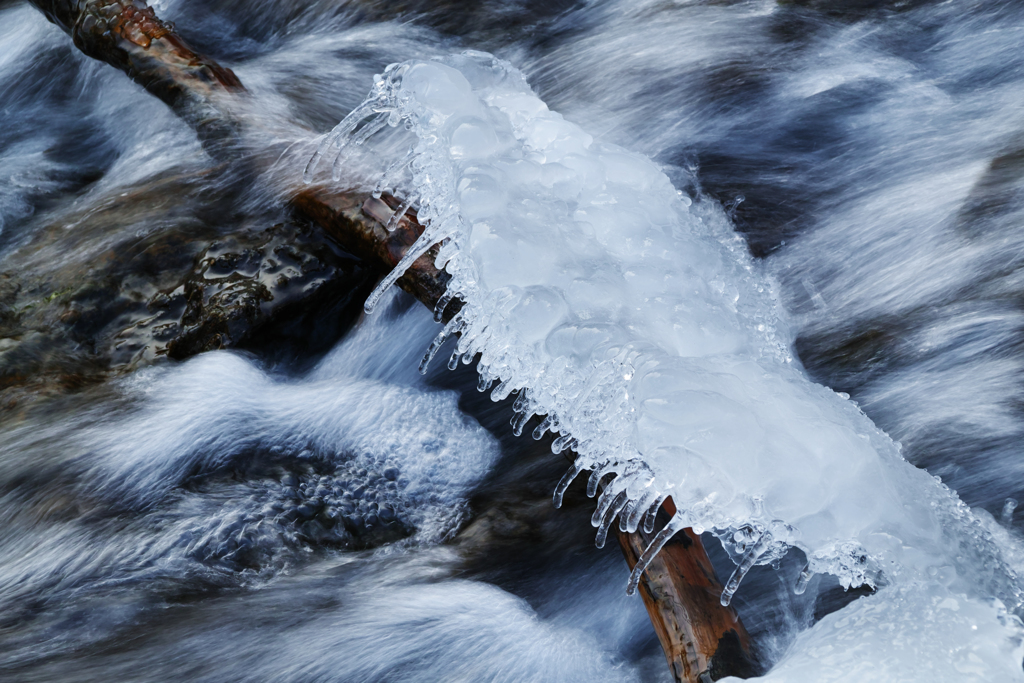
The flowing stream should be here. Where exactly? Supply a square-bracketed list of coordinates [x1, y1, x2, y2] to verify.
[3, 0, 1024, 681]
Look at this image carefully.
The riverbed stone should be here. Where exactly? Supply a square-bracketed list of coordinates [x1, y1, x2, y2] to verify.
[0, 171, 375, 418]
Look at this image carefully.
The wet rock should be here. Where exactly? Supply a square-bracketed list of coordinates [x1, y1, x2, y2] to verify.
[117, 219, 373, 364]
[181, 449, 415, 574]
[0, 171, 374, 418]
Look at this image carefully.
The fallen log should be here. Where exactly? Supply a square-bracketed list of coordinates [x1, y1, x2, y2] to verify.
[28, 1, 754, 678]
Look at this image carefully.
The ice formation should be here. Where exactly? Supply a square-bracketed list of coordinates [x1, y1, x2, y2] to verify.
[303, 52, 1022, 615]
[720, 583, 1024, 683]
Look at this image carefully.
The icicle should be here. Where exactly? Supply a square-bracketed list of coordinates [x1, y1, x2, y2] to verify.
[592, 486, 622, 527]
[302, 100, 377, 183]
[553, 460, 584, 509]
[510, 391, 536, 432]
[372, 149, 416, 199]
[454, 317, 480, 356]
[511, 408, 532, 437]
[720, 529, 774, 606]
[623, 490, 654, 533]
[618, 500, 633, 533]
[627, 512, 687, 596]
[363, 220, 458, 313]
[433, 289, 454, 322]
[586, 464, 611, 498]
[350, 111, 390, 146]
[477, 372, 494, 393]
[551, 434, 576, 454]
[794, 561, 814, 595]
[419, 314, 465, 374]
[532, 415, 555, 440]
[385, 194, 416, 232]
[331, 112, 391, 181]
[619, 497, 637, 533]
[643, 494, 668, 534]
[434, 237, 459, 270]
[491, 379, 514, 402]
[446, 349, 461, 371]
[595, 490, 629, 549]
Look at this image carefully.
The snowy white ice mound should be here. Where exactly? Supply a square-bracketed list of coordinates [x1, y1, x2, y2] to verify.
[721, 583, 1024, 683]
[305, 51, 976, 599]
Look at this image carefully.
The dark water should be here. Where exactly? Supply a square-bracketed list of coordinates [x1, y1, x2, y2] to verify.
[3, 0, 1024, 680]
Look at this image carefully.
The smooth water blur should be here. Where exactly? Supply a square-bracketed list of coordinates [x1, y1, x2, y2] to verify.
[3, 0, 1024, 680]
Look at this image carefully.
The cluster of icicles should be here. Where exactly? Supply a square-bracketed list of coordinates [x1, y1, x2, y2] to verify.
[304, 66, 772, 607]
[301, 53, 890, 605]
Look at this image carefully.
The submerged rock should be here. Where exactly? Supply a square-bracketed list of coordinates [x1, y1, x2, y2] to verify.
[183, 451, 415, 573]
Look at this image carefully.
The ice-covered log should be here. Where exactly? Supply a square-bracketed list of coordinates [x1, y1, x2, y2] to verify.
[27, 1, 754, 680]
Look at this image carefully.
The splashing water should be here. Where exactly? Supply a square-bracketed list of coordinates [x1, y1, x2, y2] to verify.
[304, 51, 1024, 676]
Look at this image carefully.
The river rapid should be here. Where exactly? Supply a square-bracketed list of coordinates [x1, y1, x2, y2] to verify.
[3, 0, 1024, 681]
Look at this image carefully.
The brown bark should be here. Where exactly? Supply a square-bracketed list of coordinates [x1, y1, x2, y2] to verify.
[27, 1, 754, 679]
[291, 192, 458, 320]
[619, 498, 757, 681]
[34, 0, 243, 151]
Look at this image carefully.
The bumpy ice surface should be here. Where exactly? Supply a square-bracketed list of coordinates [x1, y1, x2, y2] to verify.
[304, 51, 1024, 677]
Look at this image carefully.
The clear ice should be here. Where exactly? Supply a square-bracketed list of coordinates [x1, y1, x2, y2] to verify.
[305, 51, 1024, 675]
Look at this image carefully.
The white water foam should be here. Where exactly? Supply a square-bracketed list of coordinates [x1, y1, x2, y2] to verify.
[0, 297, 500, 620]
[304, 51, 1024, 677]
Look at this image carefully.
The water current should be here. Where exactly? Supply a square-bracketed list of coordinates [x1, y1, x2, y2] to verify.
[3, 0, 1024, 681]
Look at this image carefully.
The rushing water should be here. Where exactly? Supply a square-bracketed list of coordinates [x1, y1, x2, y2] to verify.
[4, 0, 1024, 680]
